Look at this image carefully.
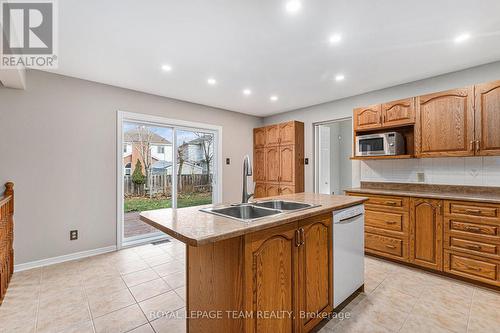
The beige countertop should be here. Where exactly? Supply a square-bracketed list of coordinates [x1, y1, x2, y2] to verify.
[140, 193, 367, 246]
[345, 186, 500, 204]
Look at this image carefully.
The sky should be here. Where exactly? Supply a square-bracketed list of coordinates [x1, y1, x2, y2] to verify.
[123, 122, 212, 144]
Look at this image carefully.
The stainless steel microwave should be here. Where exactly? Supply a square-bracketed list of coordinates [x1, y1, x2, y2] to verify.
[355, 132, 405, 156]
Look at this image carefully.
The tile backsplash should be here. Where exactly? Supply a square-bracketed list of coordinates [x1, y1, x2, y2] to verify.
[360, 157, 500, 186]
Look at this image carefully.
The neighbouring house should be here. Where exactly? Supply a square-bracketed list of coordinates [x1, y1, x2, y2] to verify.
[123, 129, 209, 176]
[123, 128, 172, 176]
[178, 135, 214, 173]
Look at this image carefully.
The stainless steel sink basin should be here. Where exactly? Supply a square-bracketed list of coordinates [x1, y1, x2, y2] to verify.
[200, 200, 320, 223]
[253, 200, 314, 211]
[201, 204, 281, 222]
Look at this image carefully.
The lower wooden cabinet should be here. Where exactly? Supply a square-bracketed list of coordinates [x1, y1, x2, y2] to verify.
[444, 250, 500, 287]
[409, 198, 443, 271]
[347, 191, 500, 288]
[244, 214, 333, 333]
[297, 215, 333, 332]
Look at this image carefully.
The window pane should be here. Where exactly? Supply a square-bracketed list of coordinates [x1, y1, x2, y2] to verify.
[123, 122, 173, 240]
[176, 129, 214, 208]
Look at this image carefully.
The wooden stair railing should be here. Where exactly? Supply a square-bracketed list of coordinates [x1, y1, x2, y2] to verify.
[0, 182, 14, 305]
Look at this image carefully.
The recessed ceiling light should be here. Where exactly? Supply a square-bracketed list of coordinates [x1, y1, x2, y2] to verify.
[335, 74, 345, 82]
[285, 0, 302, 14]
[243, 89, 252, 96]
[161, 64, 172, 72]
[270, 95, 279, 102]
[454, 33, 471, 43]
[329, 34, 342, 44]
[207, 78, 217, 85]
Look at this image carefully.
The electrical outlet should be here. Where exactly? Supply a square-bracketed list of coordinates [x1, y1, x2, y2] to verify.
[304, 158, 309, 165]
[70, 230, 78, 240]
[226, 158, 231, 165]
[416, 172, 425, 183]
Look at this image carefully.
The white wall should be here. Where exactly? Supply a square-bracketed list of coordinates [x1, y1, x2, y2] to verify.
[264, 61, 500, 191]
[361, 157, 500, 186]
[0, 70, 262, 265]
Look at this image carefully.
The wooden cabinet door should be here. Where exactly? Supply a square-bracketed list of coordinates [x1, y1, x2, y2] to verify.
[382, 98, 415, 127]
[244, 223, 299, 333]
[353, 105, 382, 131]
[410, 198, 443, 271]
[279, 145, 295, 185]
[254, 183, 267, 199]
[475, 81, 500, 156]
[254, 148, 266, 182]
[280, 185, 295, 195]
[266, 125, 280, 146]
[254, 127, 267, 149]
[266, 184, 281, 196]
[415, 87, 475, 157]
[266, 147, 280, 183]
[298, 214, 333, 332]
[279, 121, 295, 145]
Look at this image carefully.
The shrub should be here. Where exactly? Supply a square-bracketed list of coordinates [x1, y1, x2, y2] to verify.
[132, 160, 146, 185]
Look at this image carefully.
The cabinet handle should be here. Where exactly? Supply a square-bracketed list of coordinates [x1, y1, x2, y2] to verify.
[295, 230, 300, 247]
[470, 141, 475, 151]
[465, 226, 482, 233]
[465, 244, 482, 250]
[385, 245, 397, 249]
[386, 221, 397, 225]
[384, 201, 397, 206]
[465, 209, 481, 215]
[465, 265, 482, 272]
[300, 228, 305, 246]
[476, 140, 480, 152]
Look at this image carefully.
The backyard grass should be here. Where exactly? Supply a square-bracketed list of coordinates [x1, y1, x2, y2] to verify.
[124, 193, 212, 212]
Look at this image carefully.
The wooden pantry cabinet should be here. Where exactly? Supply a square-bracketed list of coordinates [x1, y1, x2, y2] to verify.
[347, 190, 500, 288]
[244, 213, 333, 333]
[253, 121, 304, 198]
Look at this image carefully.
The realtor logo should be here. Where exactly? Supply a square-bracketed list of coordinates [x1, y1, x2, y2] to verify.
[1, 0, 58, 68]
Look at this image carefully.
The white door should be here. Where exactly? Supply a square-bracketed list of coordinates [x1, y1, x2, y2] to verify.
[318, 125, 331, 194]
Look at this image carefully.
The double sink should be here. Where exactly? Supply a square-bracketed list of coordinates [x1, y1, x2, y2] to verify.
[200, 200, 320, 223]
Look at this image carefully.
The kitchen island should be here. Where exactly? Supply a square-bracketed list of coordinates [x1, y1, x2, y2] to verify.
[140, 193, 366, 333]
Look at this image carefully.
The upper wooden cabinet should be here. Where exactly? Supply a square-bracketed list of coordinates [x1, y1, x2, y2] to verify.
[254, 127, 267, 149]
[415, 87, 475, 157]
[382, 98, 415, 127]
[253, 121, 304, 198]
[279, 121, 296, 145]
[266, 125, 280, 146]
[475, 80, 500, 156]
[410, 198, 443, 271]
[353, 104, 382, 131]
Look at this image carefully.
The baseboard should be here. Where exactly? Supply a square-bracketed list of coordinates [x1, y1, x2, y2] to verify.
[13, 245, 117, 272]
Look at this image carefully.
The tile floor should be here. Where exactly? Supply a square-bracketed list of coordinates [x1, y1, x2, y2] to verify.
[1, 240, 500, 333]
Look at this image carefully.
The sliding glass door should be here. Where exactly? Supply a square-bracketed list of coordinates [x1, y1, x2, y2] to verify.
[118, 113, 220, 247]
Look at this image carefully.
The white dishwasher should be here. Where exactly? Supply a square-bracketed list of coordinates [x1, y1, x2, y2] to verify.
[333, 204, 365, 308]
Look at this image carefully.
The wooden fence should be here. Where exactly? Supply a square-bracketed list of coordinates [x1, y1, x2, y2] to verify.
[124, 174, 212, 196]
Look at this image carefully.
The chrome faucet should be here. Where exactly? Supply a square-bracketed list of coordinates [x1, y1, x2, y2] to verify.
[242, 155, 254, 203]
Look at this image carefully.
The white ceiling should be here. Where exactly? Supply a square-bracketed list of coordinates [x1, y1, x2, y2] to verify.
[48, 0, 500, 116]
